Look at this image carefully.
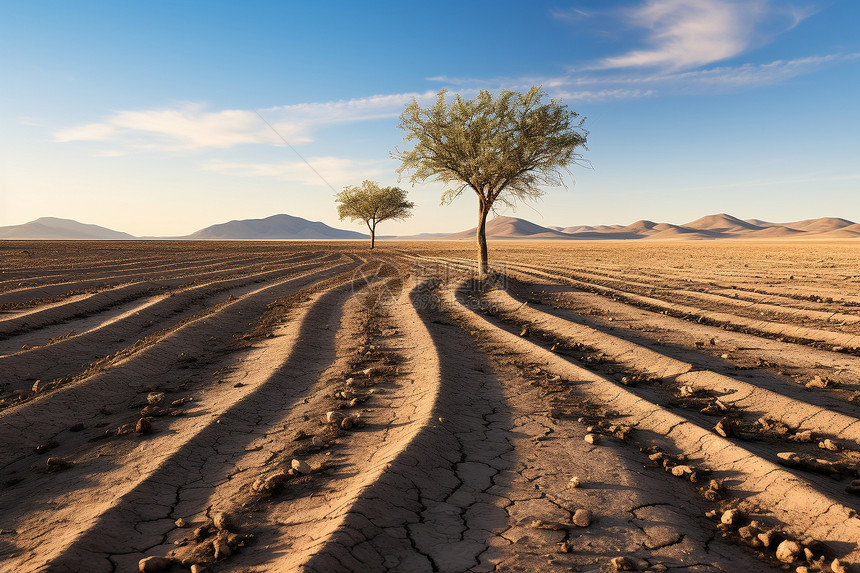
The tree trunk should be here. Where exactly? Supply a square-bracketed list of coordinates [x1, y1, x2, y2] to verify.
[367, 220, 375, 250]
[477, 202, 490, 277]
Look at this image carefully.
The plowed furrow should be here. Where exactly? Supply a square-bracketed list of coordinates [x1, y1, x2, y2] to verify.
[0, 255, 347, 392]
[0, 259, 359, 454]
[0, 276, 357, 573]
[0, 251, 338, 342]
[443, 280, 860, 565]
[502, 261, 860, 351]
[0, 250, 319, 310]
[482, 287, 860, 448]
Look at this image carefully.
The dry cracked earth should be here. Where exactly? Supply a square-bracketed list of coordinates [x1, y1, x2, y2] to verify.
[0, 240, 858, 573]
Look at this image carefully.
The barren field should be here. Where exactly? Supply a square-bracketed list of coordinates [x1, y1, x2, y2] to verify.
[1, 239, 859, 573]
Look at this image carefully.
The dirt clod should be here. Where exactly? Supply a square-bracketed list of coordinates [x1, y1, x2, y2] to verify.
[138, 556, 173, 572]
[775, 539, 802, 563]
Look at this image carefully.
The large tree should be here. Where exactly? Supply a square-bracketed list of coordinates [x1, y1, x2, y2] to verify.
[336, 180, 414, 249]
[395, 87, 588, 275]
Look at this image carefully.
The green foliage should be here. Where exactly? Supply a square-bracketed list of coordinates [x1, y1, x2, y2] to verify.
[336, 180, 414, 225]
[336, 180, 414, 247]
[394, 86, 588, 211]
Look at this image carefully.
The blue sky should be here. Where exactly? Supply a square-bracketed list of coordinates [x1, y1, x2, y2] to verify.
[1, 0, 858, 236]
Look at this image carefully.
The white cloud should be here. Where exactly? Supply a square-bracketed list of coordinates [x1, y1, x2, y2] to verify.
[54, 91, 438, 151]
[593, 0, 810, 71]
[202, 157, 389, 188]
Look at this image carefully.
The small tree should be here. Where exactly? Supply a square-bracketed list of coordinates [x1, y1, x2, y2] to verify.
[336, 180, 414, 249]
[395, 87, 588, 275]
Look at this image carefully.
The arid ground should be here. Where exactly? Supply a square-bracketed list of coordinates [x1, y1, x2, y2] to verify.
[1, 240, 859, 573]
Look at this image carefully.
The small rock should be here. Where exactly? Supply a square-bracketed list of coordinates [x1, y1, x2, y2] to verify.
[757, 530, 778, 548]
[291, 459, 311, 475]
[190, 565, 210, 573]
[792, 430, 814, 443]
[34, 441, 59, 454]
[138, 556, 173, 572]
[147, 392, 165, 405]
[713, 417, 735, 438]
[135, 418, 152, 434]
[325, 410, 344, 423]
[174, 518, 186, 527]
[610, 555, 638, 571]
[845, 479, 860, 495]
[341, 416, 354, 430]
[213, 539, 231, 559]
[819, 438, 839, 451]
[572, 508, 592, 527]
[648, 452, 664, 463]
[45, 457, 72, 472]
[832, 558, 847, 573]
[775, 539, 802, 563]
[584, 433, 597, 445]
[720, 508, 744, 527]
[796, 566, 809, 573]
[252, 470, 288, 493]
[671, 465, 693, 477]
[568, 476, 581, 488]
[212, 511, 233, 531]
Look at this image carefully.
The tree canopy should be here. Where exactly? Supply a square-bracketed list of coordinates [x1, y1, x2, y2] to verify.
[394, 86, 588, 273]
[336, 180, 414, 249]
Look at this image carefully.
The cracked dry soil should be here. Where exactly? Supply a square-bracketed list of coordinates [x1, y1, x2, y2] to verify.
[0, 240, 858, 573]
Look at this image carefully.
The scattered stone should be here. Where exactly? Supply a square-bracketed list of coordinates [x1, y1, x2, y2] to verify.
[190, 565, 210, 573]
[340, 416, 354, 430]
[671, 465, 694, 478]
[45, 457, 72, 472]
[252, 471, 288, 493]
[701, 479, 724, 501]
[146, 392, 165, 405]
[720, 508, 744, 527]
[519, 326, 529, 337]
[175, 518, 186, 528]
[311, 436, 324, 447]
[797, 566, 809, 573]
[325, 411, 344, 424]
[213, 538, 231, 559]
[791, 430, 814, 443]
[568, 476, 581, 488]
[713, 417, 735, 438]
[572, 508, 592, 527]
[775, 539, 802, 563]
[648, 452, 664, 463]
[777, 452, 842, 476]
[34, 441, 59, 454]
[291, 459, 311, 475]
[558, 540, 572, 553]
[212, 511, 233, 531]
[831, 558, 847, 573]
[584, 433, 598, 445]
[805, 376, 830, 390]
[138, 556, 173, 572]
[135, 417, 152, 434]
[31, 380, 43, 393]
[610, 555, 638, 571]
[758, 530, 779, 548]
[818, 438, 839, 451]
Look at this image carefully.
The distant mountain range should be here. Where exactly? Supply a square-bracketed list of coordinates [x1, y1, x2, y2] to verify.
[0, 213, 857, 240]
[185, 214, 366, 240]
[441, 213, 860, 240]
[0, 217, 135, 240]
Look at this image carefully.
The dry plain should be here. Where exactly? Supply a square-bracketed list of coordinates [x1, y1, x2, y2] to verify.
[0, 239, 859, 573]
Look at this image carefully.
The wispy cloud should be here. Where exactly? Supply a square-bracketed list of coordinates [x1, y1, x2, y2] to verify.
[202, 157, 389, 188]
[54, 91, 438, 151]
[593, 0, 812, 71]
[428, 53, 857, 101]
